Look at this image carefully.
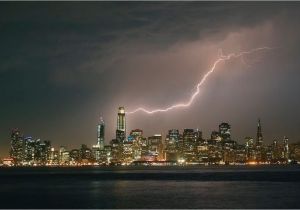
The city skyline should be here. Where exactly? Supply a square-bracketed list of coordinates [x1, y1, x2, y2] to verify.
[1, 107, 292, 159]
[5, 106, 296, 166]
[1, 2, 300, 156]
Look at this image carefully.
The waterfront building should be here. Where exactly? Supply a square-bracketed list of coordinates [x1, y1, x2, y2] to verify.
[69, 149, 80, 164]
[130, 129, 144, 160]
[92, 145, 101, 162]
[59, 146, 66, 163]
[234, 144, 247, 164]
[164, 129, 180, 161]
[166, 129, 180, 145]
[49, 147, 59, 165]
[183, 129, 198, 162]
[61, 151, 70, 164]
[10, 128, 24, 165]
[2, 158, 14, 166]
[99, 145, 112, 165]
[245, 137, 256, 161]
[80, 144, 92, 163]
[122, 141, 133, 164]
[23, 136, 35, 165]
[266, 145, 273, 163]
[110, 139, 122, 164]
[183, 129, 197, 149]
[289, 143, 300, 163]
[147, 134, 163, 161]
[34, 139, 51, 165]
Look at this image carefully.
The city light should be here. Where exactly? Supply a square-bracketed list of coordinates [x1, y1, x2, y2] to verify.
[3, 109, 297, 167]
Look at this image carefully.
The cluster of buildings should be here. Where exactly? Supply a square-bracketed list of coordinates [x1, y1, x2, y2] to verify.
[2, 107, 300, 167]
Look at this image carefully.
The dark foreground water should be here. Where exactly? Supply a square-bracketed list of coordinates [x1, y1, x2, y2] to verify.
[0, 165, 300, 209]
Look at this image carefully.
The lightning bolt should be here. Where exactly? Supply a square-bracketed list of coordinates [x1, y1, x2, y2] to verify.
[127, 47, 273, 115]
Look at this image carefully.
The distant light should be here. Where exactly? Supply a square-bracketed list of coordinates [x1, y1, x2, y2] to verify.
[248, 161, 257, 165]
[178, 158, 185, 164]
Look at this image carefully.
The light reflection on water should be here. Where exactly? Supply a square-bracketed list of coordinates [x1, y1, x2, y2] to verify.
[86, 180, 299, 209]
[0, 166, 300, 208]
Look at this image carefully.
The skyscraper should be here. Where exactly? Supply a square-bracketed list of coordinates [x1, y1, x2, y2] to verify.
[148, 134, 163, 160]
[117, 107, 126, 132]
[10, 128, 24, 165]
[256, 118, 263, 147]
[35, 139, 51, 165]
[165, 129, 181, 161]
[283, 136, 289, 160]
[24, 136, 35, 164]
[116, 107, 126, 142]
[219, 123, 231, 140]
[166, 129, 180, 147]
[183, 129, 194, 148]
[97, 117, 105, 150]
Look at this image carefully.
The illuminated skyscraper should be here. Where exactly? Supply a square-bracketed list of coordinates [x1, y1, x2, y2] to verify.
[10, 128, 24, 165]
[256, 118, 263, 147]
[80, 144, 92, 162]
[117, 107, 126, 132]
[183, 129, 202, 149]
[271, 139, 279, 161]
[24, 136, 35, 164]
[148, 134, 163, 160]
[245, 137, 255, 161]
[283, 136, 289, 160]
[166, 129, 180, 147]
[116, 107, 126, 142]
[35, 139, 51, 165]
[183, 129, 195, 147]
[164, 129, 181, 161]
[97, 117, 105, 150]
[219, 123, 231, 140]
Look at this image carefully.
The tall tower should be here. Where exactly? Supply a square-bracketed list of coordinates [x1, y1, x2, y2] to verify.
[283, 136, 289, 160]
[256, 118, 263, 147]
[97, 117, 105, 150]
[116, 107, 126, 142]
[117, 107, 126, 132]
[10, 128, 24, 165]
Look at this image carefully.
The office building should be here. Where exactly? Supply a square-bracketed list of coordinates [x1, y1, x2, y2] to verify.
[256, 118, 263, 147]
[219, 123, 231, 141]
[116, 107, 126, 142]
[96, 117, 105, 150]
[9, 128, 24, 165]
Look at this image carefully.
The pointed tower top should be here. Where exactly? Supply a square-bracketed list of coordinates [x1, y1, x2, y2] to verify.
[99, 116, 104, 124]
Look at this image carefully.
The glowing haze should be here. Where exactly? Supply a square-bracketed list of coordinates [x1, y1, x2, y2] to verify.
[127, 47, 273, 115]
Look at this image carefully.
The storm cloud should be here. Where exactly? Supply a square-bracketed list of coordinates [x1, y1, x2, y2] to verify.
[1, 2, 300, 156]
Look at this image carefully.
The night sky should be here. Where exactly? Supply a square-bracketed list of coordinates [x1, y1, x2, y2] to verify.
[1, 2, 300, 157]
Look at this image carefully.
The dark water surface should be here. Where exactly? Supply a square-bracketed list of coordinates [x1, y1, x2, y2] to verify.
[0, 165, 300, 209]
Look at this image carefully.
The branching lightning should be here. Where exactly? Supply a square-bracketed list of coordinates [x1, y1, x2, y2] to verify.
[127, 47, 273, 115]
